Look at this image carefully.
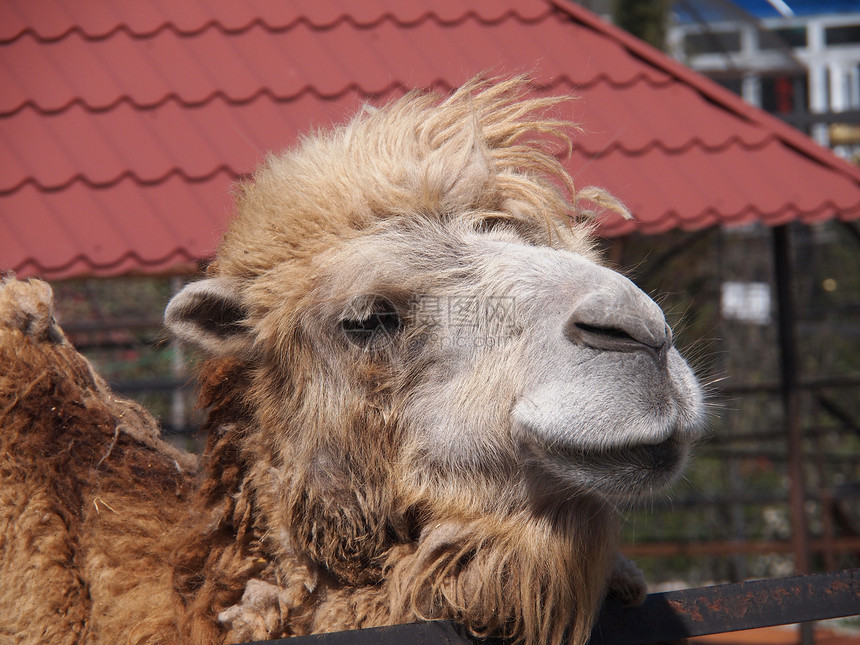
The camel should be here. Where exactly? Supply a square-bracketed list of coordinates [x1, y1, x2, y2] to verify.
[0, 77, 704, 645]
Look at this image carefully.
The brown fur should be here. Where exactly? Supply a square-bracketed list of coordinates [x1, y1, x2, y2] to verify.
[0, 78, 678, 645]
[0, 277, 196, 643]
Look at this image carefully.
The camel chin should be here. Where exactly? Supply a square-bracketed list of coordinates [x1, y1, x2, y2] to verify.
[511, 344, 703, 500]
[518, 428, 691, 499]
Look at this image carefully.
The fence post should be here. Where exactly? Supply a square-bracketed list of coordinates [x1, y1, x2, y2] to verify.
[772, 224, 813, 645]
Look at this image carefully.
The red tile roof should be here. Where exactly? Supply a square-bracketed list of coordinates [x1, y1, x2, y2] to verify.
[3, 0, 860, 279]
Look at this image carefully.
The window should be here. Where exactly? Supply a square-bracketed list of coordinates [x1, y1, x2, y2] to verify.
[684, 30, 742, 55]
[760, 75, 807, 114]
[715, 76, 744, 96]
[721, 282, 771, 325]
[760, 26, 807, 50]
[825, 24, 860, 46]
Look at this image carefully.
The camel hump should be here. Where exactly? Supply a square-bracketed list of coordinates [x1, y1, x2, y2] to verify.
[0, 274, 199, 474]
[0, 276, 66, 344]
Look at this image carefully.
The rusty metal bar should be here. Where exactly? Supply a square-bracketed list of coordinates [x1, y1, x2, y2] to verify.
[243, 569, 860, 645]
[588, 568, 859, 645]
[714, 374, 860, 395]
[62, 317, 165, 332]
[633, 489, 860, 509]
[707, 447, 860, 462]
[622, 536, 860, 557]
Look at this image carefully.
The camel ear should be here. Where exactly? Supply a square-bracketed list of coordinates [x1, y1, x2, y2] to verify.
[165, 277, 253, 357]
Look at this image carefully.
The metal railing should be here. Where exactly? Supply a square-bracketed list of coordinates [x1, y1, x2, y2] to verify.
[239, 569, 859, 645]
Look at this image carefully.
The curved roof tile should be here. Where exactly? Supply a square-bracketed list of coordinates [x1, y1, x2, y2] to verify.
[0, 175, 232, 279]
[0, 0, 552, 43]
[2, 0, 859, 279]
[0, 14, 671, 116]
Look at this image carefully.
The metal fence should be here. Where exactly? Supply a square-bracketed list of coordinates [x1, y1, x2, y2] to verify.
[239, 569, 859, 645]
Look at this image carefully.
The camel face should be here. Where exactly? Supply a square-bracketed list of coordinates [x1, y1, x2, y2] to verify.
[165, 78, 706, 517]
[301, 219, 704, 504]
[162, 79, 707, 644]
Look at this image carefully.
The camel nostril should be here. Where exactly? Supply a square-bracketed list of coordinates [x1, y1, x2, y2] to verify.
[563, 280, 671, 358]
[564, 314, 670, 360]
[572, 322, 638, 344]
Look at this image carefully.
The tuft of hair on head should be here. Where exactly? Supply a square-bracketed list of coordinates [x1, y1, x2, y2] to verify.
[416, 74, 581, 223]
[574, 186, 632, 221]
[165, 75, 624, 361]
[214, 75, 615, 280]
[391, 74, 626, 252]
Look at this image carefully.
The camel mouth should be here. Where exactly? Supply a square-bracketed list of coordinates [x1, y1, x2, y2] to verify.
[570, 434, 685, 473]
[525, 433, 689, 499]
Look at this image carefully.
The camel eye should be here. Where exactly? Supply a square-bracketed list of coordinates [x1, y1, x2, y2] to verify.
[341, 297, 401, 348]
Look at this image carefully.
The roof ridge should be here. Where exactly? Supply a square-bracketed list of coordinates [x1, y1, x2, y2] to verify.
[604, 199, 860, 235]
[0, 166, 240, 197]
[576, 135, 778, 157]
[0, 135, 799, 199]
[1, 88, 264, 119]
[550, 73, 675, 91]
[0, 84, 402, 119]
[2, 74, 679, 119]
[11, 247, 203, 277]
[0, 7, 553, 45]
[704, 199, 860, 222]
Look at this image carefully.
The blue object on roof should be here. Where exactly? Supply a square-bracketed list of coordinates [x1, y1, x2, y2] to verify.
[728, 0, 860, 18]
[673, 0, 860, 23]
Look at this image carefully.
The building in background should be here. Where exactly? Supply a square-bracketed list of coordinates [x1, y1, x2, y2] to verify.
[668, 0, 860, 156]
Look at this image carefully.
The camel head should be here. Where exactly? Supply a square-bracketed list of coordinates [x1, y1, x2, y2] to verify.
[164, 78, 705, 634]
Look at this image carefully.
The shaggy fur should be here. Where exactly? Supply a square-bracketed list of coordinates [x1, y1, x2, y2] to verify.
[0, 278, 196, 643]
[0, 78, 702, 645]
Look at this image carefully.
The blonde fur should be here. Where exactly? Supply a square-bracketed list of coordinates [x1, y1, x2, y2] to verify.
[1, 77, 700, 645]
